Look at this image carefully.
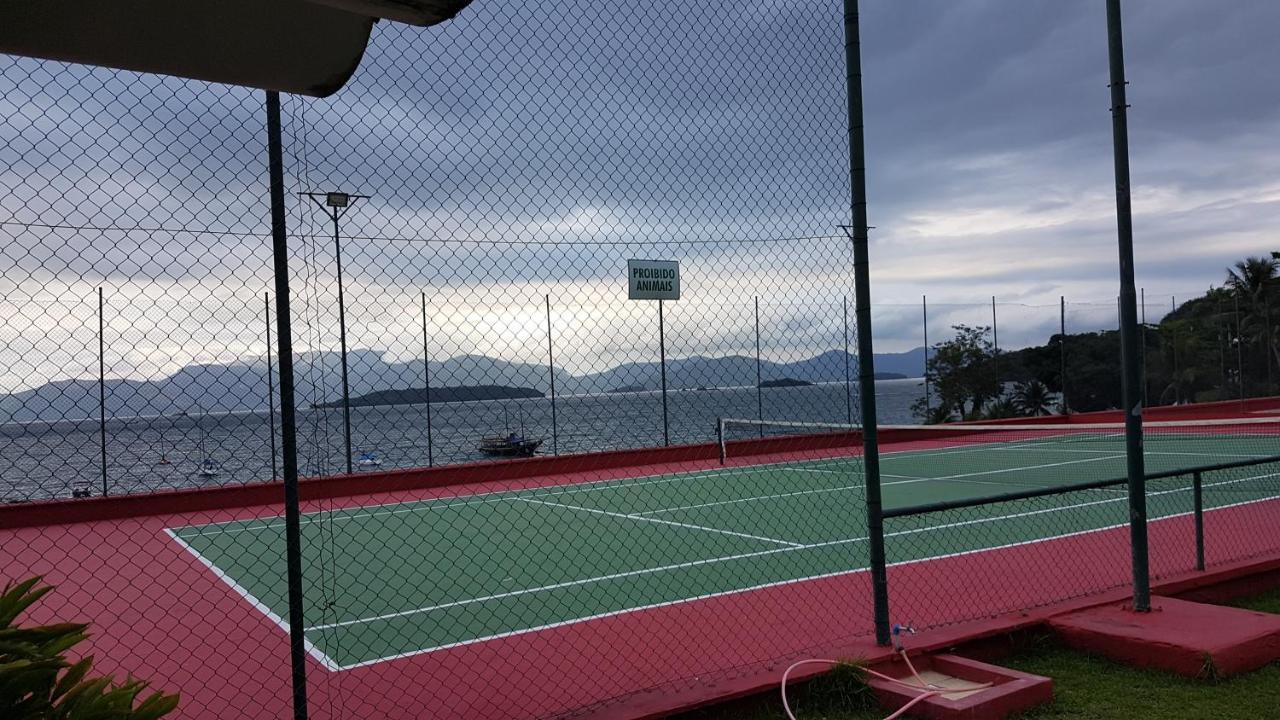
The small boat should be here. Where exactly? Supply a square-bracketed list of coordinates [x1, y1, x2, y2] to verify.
[478, 404, 543, 457]
[356, 451, 382, 468]
[478, 433, 544, 457]
[156, 454, 172, 466]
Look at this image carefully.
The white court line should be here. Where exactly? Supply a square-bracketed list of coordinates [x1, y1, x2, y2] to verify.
[170, 455, 873, 538]
[169, 433, 1075, 538]
[164, 529, 341, 671]
[986, 445, 1272, 461]
[635, 482, 863, 515]
[636, 462, 1135, 516]
[517, 497, 804, 548]
[317, 476, 1280, 670]
[171, 433, 1276, 540]
[304, 471, 1276, 638]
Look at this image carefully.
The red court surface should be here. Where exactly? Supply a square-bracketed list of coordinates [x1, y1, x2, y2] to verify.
[3, 400, 1280, 719]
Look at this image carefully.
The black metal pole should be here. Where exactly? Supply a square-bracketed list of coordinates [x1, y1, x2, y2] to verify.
[546, 294, 559, 455]
[265, 90, 309, 720]
[1060, 296, 1069, 414]
[844, 296, 853, 424]
[843, 0, 890, 646]
[1105, 0, 1150, 612]
[659, 299, 669, 446]
[1235, 294, 1245, 403]
[1267, 296, 1274, 393]
[98, 286, 107, 497]
[991, 295, 999, 391]
[332, 209, 353, 475]
[265, 292, 278, 482]
[1140, 288, 1147, 408]
[1219, 300, 1228, 395]
[1193, 470, 1205, 571]
[1172, 296, 1180, 403]
[923, 295, 930, 416]
[420, 292, 434, 467]
[755, 296, 763, 434]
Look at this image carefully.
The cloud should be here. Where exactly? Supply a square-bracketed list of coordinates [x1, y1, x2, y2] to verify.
[1, 0, 1278, 390]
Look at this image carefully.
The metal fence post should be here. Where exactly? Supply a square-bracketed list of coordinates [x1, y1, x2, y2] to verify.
[991, 295, 999, 388]
[546, 294, 559, 455]
[1172, 296, 1180, 403]
[1193, 471, 1205, 571]
[421, 291, 434, 467]
[1060, 295, 1068, 414]
[98, 286, 107, 497]
[844, 296, 853, 424]
[843, 0, 890, 646]
[922, 295, 930, 415]
[265, 90, 309, 720]
[1140, 288, 1147, 408]
[1235, 294, 1245, 403]
[265, 292, 278, 482]
[755, 296, 763, 434]
[334, 210, 353, 475]
[659, 298, 669, 446]
[1105, 0, 1150, 612]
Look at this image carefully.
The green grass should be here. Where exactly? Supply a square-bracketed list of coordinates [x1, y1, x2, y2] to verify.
[1225, 585, 1280, 614]
[677, 590, 1280, 720]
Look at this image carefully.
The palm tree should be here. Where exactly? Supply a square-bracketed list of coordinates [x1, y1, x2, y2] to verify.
[1226, 255, 1280, 394]
[1011, 379, 1054, 417]
[1226, 256, 1278, 307]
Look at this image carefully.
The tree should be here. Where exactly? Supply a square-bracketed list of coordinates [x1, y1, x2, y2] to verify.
[1225, 255, 1278, 306]
[0, 577, 178, 720]
[912, 324, 998, 421]
[1011, 379, 1053, 416]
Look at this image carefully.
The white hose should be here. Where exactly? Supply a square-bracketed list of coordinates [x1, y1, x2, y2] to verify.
[780, 652, 991, 720]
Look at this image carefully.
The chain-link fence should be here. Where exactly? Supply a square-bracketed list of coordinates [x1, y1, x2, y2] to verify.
[5, 2, 1280, 719]
[0, 1, 887, 718]
[883, 434, 1280, 635]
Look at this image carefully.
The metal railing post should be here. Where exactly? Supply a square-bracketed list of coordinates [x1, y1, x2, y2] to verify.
[265, 89, 309, 720]
[546, 294, 559, 455]
[1106, 0, 1150, 611]
[1193, 470, 1205, 571]
[842, 0, 890, 646]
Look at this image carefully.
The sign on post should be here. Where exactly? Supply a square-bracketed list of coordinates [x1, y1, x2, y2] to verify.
[627, 259, 680, 301]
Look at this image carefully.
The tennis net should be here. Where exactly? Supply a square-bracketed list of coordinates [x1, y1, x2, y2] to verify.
[718, 416, 1280, 483]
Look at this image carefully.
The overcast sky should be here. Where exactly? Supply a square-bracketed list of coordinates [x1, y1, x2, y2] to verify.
[2, 0, 1279, 391]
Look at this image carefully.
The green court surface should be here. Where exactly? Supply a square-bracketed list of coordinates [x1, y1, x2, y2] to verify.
[168, 431, 1280, 670]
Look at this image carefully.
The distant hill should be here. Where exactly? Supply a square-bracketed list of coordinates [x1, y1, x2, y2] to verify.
[0, 347, 926, 423]
[316, 385, 543, 409]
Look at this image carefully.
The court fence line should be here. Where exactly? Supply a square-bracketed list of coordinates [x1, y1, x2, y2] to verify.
[880, 452, 1280, 632]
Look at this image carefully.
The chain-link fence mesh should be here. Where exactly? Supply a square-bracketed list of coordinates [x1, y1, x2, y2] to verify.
[0, 2, 890, 717]
[5, 2, 1280, 719]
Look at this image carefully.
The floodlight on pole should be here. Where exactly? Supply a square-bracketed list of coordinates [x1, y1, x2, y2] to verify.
[302, 191, 369, 476]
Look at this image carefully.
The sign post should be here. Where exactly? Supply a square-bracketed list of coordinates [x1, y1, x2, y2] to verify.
[628, 260, 680, 445]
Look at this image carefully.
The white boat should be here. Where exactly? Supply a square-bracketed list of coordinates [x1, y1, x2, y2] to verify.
[356, 451, 382, 468]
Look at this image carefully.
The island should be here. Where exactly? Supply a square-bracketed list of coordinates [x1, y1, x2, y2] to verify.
[315, 385, 543, 409]
[874, 372, 908, 380]
[607, 384, 648, 394]
[759, 378, 813, 388]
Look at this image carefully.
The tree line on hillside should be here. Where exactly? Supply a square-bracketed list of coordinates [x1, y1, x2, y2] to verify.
[913, 253, 1280, 423]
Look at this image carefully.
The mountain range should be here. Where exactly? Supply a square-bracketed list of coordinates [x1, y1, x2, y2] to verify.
[0, 347, 925, 423]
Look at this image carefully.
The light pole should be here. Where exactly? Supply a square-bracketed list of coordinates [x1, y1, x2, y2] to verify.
[302, 191, 368, 475]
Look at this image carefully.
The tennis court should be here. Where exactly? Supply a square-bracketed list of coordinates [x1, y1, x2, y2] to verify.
[167, 422, 1280, 671]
